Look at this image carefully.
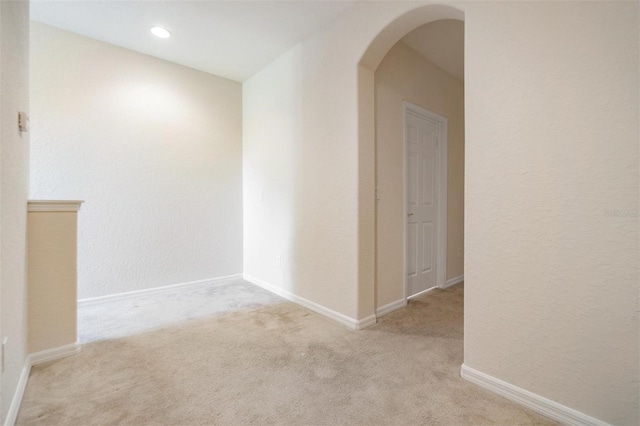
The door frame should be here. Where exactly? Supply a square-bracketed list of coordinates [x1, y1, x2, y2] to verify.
[403, 101, 448, 300]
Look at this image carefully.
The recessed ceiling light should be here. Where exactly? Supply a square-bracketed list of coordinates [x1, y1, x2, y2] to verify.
[150, 27, 171, 39]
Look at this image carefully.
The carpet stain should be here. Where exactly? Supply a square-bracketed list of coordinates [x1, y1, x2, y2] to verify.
[17, 284, 557, 426]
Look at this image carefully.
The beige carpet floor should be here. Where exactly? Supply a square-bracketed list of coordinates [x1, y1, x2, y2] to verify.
[17, 285, 555, 425]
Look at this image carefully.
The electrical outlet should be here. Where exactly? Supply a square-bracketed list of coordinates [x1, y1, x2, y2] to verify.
[276, 256, 282, 267]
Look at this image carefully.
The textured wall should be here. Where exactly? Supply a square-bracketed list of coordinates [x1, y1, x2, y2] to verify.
[30, 23, 243, 299]
[242, 1, 460, 324]
[0, 0, 30, 421]
[375, 41, 464, 308]
[245, 0, 638, 423]
[243, 47, 301, 296]
[243, 42, 360, 318]
[462, 3, 638, 423]
[242, 2, 465, 323]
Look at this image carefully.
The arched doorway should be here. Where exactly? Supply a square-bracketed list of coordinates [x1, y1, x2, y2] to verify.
[355, 4, 465, 319]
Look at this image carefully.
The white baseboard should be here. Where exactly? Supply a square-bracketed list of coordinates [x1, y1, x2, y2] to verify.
[408, 286, 438, 299]
[460, 364, 610, 426]
[376, 298, 407, 318]
[443, 274, 464, 288]
[4, 359, 31, 426]
[78, 273, 243, 307]
[4, 341, 81, 426]
[29, 341, 80, 366]
[356, 314, 377, 330]
[243, 274, 376, 330]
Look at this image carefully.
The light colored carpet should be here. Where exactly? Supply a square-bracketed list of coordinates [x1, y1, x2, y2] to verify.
[17, 284, 555, 425]
[79, 279, 282, 343]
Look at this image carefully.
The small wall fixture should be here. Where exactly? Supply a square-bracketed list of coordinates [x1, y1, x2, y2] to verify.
[18, 111, 29, 133]
[150, 27, 171, 39]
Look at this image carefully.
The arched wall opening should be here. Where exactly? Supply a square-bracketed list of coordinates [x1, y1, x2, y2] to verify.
[349, 3, 638, 425]
[356, 4, 464, 319]
[374, 19, 465, 313]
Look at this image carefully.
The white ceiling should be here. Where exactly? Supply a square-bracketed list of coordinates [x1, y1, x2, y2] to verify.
[401, 19, 464, 81]
[31, 2, 464, 83]
[30, 0, 356, 82]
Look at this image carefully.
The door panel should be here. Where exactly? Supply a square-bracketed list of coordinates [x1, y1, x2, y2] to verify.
[422, 222, 433, 272]
[407, 223, 417, 277]
[422, 154, 434, 205]
[406, 110, 440, 297]
[407, 153, 418, 206]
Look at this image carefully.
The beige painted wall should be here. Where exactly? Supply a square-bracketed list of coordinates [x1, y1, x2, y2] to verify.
[0, 1, 632, 424]
[27, 206, 79, 354]
[462, 3, 638, 424]
[243, 46, 304, 301]
[375, 40, 464, 308]
[30, 23, 243, 299]
[243, 43, 361, 319]
[244, 1, 638, 423]
[243, 3, 466, 322]
[0, 0, 30, 421]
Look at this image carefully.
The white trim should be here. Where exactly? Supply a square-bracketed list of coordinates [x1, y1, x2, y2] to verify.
[28, 200, 84, 212]
[356, 314, 377, 330]
[78, 274, 243, 307]
[461, 365, 611, 426]
[442, 274, 464, 289]
[4, 359, 30, 426]
[403, 102, 448, 300]
[376, 298, 407, 318]
[407, 286, 438, 300]
[244, 274, 376, 330]
[29, 341, 80, 366]
[4, 342, 81, 426]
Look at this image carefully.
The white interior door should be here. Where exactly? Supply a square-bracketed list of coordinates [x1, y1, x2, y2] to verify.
[406, 108, 441, 298]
